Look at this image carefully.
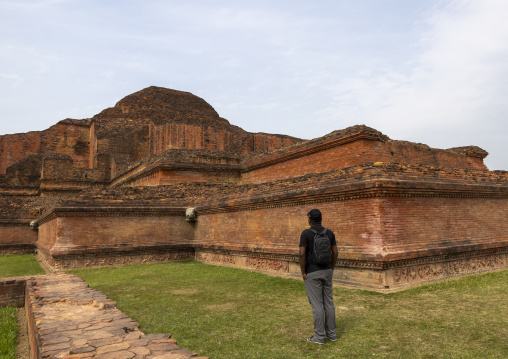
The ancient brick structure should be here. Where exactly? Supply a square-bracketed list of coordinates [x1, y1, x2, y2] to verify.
[1, 86, 507, 291]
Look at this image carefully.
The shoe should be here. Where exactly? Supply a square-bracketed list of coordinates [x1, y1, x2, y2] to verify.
[307, 336, 324, 345]
[326, 337, 337, 342]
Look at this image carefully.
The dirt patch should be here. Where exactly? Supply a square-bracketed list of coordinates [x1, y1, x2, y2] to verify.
[171, 289, 199, 295]
[204, 302, 237, 311]
[16, 307, 30, 359]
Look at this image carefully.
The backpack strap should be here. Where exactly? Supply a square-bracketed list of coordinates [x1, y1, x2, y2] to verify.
[309, 227, 327, 234]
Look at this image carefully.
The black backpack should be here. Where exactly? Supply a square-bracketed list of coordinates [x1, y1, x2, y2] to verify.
[309, 227, 332, 265]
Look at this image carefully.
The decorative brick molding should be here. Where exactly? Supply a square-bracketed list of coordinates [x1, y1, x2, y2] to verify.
[35, 206, 188, 227]
[195, 247, 508, 292]
[0, 244, 35, 255]
[387, 250, 508, 288]
[36, 246, 195, 272]
[197, 178, 508, 215]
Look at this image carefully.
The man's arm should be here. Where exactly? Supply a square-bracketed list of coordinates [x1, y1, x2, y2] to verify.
[331, 244, 338, 272]
[299, 246, 307, 280]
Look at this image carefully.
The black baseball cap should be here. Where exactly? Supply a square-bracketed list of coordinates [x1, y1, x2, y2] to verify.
[307, 209, 322, 222]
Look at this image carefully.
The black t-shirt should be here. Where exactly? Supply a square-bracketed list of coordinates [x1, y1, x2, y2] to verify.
[299, 225, 337, 274]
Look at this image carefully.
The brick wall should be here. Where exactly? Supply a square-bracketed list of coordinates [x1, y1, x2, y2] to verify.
[150, 122, 232, 153]
[194, 201, 379, 260]
[97, 125, 150, 163]
[0, 132, 42, 174]
[37, 214, 195, 256]
[37, 218, 58, 255]
[195, 195, 508, 263]
[149, 122, 301, 156]
[242, 139, 488, 184]
[0, 224, 37, 253]
[0, 121, 93, 174]
[378, 196, 508, 260]
[251, 133, 299, 153]
[128, 169, 240, 186]
[0, 276, 32, 307]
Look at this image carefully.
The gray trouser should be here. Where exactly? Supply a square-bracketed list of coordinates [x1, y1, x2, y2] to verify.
[304, 269, 337, 342]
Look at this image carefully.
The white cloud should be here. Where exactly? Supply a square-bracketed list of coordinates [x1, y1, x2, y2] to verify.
[0, 0, 68, 10]
[0, 73, 24, 82]
[314, 0, 508, 169]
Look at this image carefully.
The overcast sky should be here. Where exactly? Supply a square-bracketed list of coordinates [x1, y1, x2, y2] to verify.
[1, 0, 507, 170]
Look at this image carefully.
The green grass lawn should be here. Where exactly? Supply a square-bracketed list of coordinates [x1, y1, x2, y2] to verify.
[0, 307, 17, 359]
[70, 261, 508, 359]
[0, 254, 45, 278]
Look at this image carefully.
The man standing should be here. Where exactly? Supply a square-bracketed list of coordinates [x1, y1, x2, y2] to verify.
[299, 208, 338, 345]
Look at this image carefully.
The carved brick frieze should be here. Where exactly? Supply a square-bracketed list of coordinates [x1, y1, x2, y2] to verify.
[196, 252, 236, 265]
[36, 247, 194, 271]
[196, 247, 297, 263]
[338, 259, 385, 270]
[245, 257, 289, 272]
[0, 245, 34, 255]
[385, 247, 508, 269]
[35, 249, 57, 273]
[391, 252, 507, 285]
[196, 249, 291, 273]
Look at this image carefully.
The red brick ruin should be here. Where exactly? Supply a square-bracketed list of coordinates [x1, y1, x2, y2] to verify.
[1, 86, 507, 291]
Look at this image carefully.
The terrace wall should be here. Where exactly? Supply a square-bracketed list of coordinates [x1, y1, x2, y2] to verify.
[242, 139, 488, 184]
[35, 208, 195, 271]
[0, 220, 37, 254]
[193, 186, 508, 291]
[118, 168, 241, 187]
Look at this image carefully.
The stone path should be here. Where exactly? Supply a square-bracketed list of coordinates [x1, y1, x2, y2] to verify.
[26, 273, 208, 359]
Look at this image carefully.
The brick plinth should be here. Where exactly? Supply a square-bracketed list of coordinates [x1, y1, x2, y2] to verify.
[35, 245, 195, 272]
[195, 246, 508, 292]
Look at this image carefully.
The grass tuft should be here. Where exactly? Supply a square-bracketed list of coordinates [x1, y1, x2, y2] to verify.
[0, 307, 18, 359]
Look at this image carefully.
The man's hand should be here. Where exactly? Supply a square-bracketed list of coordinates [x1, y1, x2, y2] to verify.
[299, 246, 307, 281]
[331, 244, 338, 274]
